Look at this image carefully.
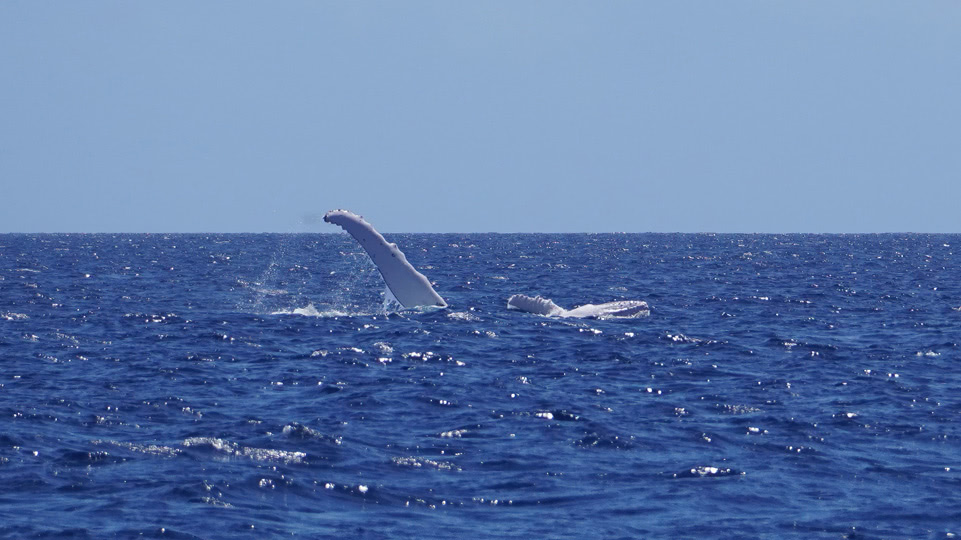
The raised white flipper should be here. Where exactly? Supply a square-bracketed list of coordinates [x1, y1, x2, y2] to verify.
[324, 210, 446, 309]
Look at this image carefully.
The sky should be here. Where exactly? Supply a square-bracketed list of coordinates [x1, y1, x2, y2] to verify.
[1, 2, 959, 233]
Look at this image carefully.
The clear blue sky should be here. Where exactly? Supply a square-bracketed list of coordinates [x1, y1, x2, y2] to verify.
[2, 2, 959, 233]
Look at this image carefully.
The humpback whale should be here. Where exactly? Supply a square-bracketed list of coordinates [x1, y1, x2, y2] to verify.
[324, 209, 648, 318]
[324, 210, 447, 309]
[507, 294, 649, 319]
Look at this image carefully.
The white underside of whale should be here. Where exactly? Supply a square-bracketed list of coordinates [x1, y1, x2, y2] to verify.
[324, 210, 446, 309]
[507, 294, 649, 319]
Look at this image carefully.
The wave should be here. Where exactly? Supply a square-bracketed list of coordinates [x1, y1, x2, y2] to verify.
[182, 437, 306, 464]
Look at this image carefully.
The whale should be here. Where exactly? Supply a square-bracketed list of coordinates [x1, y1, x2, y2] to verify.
[324, 209, 648, 318]
[324, 210, 447, 309]
[506, 294, 649, 319]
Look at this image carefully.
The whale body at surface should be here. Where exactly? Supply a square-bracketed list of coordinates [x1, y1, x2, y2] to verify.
[324, 210, 446, 309]
[507, 294, 649, 319]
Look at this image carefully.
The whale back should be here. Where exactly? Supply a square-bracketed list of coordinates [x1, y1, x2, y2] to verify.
[564, 300, 649, 318]
[324, 210, 446, 309]
[507, 294, 565, 317]
[509, 294, 649, 319]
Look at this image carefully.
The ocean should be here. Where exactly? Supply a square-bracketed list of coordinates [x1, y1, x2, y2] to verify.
[1, 233, 959, 539]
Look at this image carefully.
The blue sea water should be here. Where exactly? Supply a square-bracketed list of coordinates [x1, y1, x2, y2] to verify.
[1, 233, 959, 539]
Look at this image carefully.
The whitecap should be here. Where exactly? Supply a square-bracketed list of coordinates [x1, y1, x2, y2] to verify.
[282, 423, 342, 444]
[92, 439, 182, 457]
[672, 465, 743, 478]
[447, 311, 481, 322]
[182, 437, 306, 464]
[372, 341, 394, 355]
[391, 456, 460, 471]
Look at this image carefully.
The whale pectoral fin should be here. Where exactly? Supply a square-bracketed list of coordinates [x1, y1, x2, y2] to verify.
[324, 210, 446, 309]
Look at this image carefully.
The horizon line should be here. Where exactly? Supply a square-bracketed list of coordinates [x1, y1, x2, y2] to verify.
[1, 231, 958, 235]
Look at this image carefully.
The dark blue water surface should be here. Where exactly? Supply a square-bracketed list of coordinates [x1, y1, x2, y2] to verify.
[1, 233, 960, 539]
